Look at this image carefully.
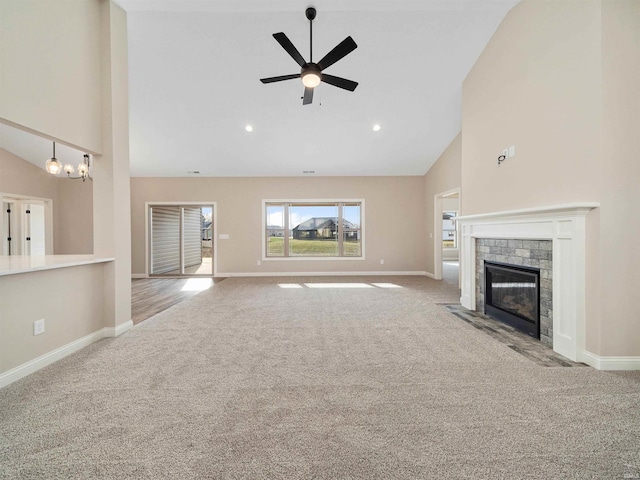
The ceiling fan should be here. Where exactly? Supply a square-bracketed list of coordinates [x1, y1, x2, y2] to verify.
[260, 7, 358, 105]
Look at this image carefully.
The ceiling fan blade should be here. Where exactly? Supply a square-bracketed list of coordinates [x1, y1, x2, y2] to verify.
[321, 74, 358, 92]
[317, 36, 358, 71]
[302, 87, 314, 105]
[260, 74, 301, 84]
[273, 32, 306, 67]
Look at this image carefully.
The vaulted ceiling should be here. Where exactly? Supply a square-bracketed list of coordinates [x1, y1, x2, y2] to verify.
[0, 0, 519, 177]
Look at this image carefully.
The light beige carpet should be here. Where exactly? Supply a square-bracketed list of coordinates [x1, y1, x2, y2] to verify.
[1, 275, 639, 479]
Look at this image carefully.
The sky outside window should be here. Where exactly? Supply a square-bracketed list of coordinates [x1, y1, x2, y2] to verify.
[267, 204, 360, 229]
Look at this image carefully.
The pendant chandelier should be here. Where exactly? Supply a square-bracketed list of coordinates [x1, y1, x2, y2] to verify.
[45, 142, 93, 182]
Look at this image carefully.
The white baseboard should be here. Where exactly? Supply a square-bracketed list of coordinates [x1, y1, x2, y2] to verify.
[104, 320, 133, 337]
[221, 271, 428, 277]
[582, 351, 640, 371]
[425, 271, 436, 279]
[131, 273, 147, 279]
[0, 320, 134, 389]
[0, 329, 106, 389]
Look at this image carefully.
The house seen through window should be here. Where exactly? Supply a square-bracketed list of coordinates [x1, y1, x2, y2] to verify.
[265, 202, 362, 258]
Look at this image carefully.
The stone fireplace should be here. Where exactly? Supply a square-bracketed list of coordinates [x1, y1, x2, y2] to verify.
[457, 203, 598, 363]
[476, 239, 552, 346]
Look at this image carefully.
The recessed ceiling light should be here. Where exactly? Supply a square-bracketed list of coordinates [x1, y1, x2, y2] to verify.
[245, 125, 253, 132]
[373, 124, 381, 132]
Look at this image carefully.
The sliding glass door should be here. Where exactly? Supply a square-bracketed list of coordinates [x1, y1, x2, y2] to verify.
[149, 204, 213, 276]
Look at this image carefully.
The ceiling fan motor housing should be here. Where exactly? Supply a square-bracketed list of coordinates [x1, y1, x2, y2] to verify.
[305, 7, 317, 21]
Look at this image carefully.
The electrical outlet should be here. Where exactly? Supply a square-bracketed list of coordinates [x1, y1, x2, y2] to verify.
[34, 319, 45, 336]
[380, 259, 385, 265]
[257, 260, 261, 266]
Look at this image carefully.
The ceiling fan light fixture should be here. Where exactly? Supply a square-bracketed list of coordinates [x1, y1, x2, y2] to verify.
[301, 70, 321, 88]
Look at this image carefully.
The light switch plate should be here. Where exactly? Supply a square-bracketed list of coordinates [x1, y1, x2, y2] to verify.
[34, 319, 45, 335]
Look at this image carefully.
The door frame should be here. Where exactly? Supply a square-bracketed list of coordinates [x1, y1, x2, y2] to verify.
[1, 192, 54, 255]
[145, 201, 217, 278]
[433, 187, 460, 281]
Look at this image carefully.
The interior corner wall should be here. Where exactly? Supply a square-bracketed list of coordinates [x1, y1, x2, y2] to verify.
[461, 0, 639, 358]
[423, 133, 462, 276]
[0, 0, 103, 154]
[130, 176, 427, 276]
[0, 148, 60, 201]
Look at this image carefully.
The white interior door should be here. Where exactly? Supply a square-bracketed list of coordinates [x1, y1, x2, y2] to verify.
[27, 204, 46, 255]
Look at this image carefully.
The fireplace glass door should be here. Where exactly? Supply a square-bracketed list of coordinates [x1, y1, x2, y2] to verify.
[485, 262, 540, 338]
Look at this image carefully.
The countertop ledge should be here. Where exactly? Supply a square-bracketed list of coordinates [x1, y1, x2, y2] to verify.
[0, 255, 115, 276]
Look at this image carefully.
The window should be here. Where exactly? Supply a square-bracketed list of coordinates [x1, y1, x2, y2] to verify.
[443, 211, 457, 249]
[264, 201, 363, 258]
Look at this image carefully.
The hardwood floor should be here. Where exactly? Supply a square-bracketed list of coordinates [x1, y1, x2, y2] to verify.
[131, 277, 226, 325]
[445, 304, 586, 367]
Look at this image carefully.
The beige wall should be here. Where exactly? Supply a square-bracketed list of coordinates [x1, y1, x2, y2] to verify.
[0, 0, 103, 153]
[0, 0, 131, 382]
[0, 147, 93, 254]
[598, 0, 640, 355]
[57, 178, 93, 254]
[0, 147, 59, 200]
[461, 0, 602, 215]
[423, 133, 462, 274]
[131, 176, 427, 275]
[461, 0, 640, 357]
[0, 264, 105, 374]
[94, 1, 132, 329]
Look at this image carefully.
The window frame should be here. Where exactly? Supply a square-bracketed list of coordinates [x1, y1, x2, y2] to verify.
[442, 210, 458, 249]
[262, 199, 365, 261]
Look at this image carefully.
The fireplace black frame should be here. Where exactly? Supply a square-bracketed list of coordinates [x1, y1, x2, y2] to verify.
[484, 261, 540, 339]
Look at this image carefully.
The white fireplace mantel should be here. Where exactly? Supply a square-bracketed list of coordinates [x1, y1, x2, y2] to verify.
[457, 203, 599, 363]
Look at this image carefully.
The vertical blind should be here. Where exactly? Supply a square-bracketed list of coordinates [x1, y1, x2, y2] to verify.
[183, 207, 202, 269]
[151, 206, 181, 274]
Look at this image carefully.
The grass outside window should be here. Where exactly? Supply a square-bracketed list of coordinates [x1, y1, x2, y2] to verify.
[264, 201, 363, 259]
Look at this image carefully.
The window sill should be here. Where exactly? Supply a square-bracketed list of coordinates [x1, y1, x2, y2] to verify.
[262, 256, 366, 262]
